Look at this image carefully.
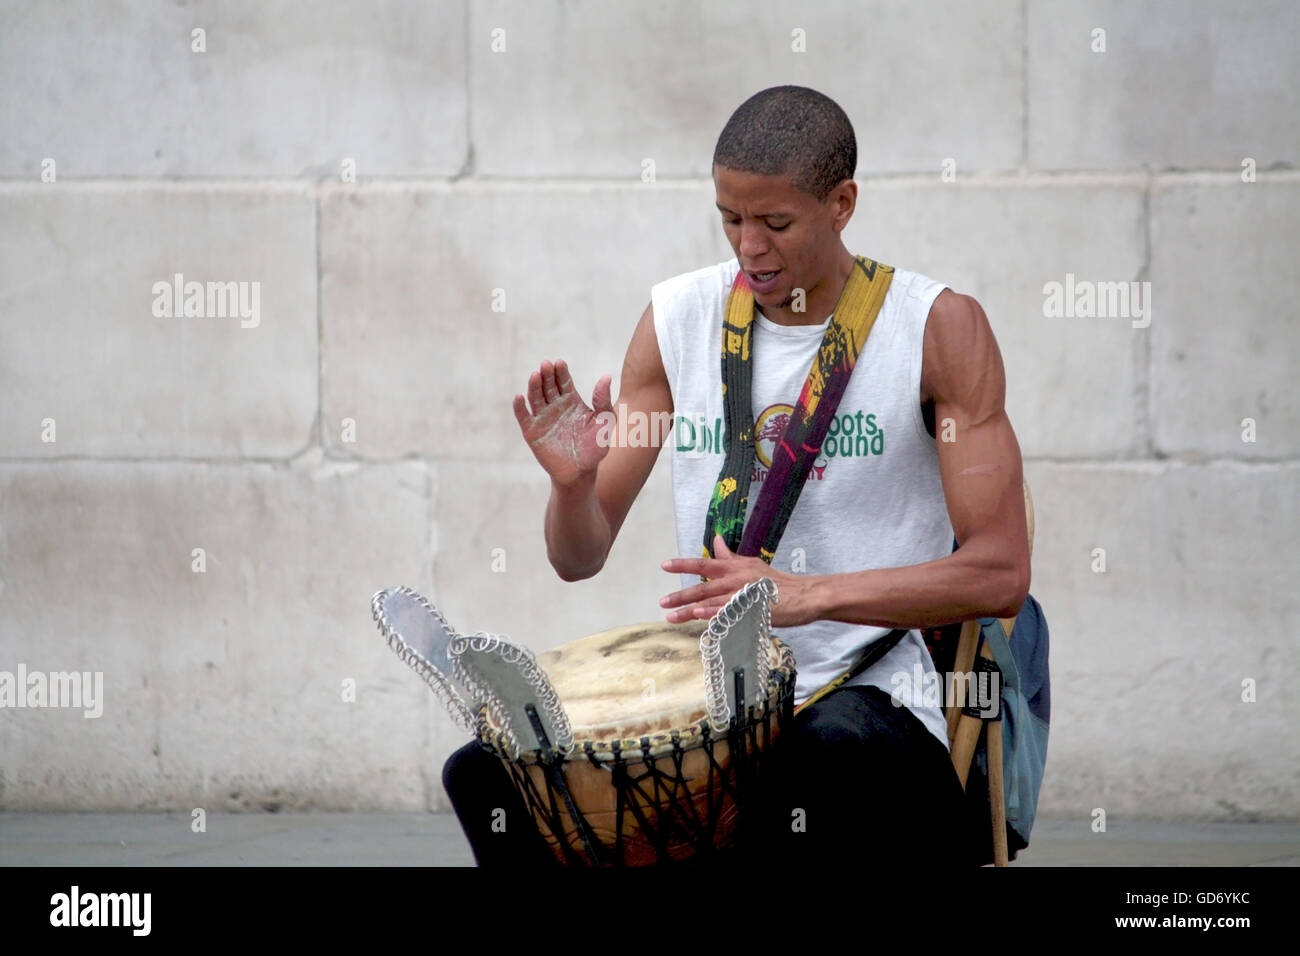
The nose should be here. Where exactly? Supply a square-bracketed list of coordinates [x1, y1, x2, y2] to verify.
[736, 221, 770, 262]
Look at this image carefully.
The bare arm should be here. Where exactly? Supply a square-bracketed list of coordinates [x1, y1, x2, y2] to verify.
[810, 290, 1031, 626]
[514, 302, 673, 581]
[660, 290, 1030, 628]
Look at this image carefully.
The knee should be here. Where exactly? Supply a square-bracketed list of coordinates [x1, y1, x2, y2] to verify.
[787, 705, 892, 762]
[441, 741, 490, 797]
[778, 692, 926, 783]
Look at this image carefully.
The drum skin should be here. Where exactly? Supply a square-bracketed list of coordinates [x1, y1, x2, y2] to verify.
[540, 620, 712, 740]
[483, 620, 793, 866]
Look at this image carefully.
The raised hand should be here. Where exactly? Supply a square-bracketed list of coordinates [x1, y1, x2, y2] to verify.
[512, 359, 614, 488]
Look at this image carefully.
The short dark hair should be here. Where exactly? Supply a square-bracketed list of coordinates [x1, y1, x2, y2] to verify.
[712, 86, 857, 201]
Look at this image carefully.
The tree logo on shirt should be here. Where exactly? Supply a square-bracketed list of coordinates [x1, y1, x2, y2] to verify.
[754, 404, 795, 469]
[754, 403, 827, 481]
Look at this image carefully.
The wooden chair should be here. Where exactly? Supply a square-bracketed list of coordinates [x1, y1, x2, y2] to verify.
[937, 480, 1035, 867]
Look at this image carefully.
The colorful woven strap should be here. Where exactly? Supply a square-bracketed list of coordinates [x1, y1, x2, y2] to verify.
[702, 256, 895, 564]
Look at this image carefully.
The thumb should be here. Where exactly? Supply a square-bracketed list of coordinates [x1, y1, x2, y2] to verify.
[713, 533, 733, 556]
[591, 375, 614, 415]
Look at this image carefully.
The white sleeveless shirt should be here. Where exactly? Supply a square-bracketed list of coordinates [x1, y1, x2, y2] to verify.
[651, 257, 954, 749]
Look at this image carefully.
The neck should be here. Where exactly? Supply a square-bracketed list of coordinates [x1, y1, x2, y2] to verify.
[757, 248, 857, 326]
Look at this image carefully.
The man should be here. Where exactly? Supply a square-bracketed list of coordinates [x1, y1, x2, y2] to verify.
[444, 85, 1030, 866]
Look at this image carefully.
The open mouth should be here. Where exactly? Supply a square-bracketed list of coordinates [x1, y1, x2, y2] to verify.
[748, 269, 781, 288]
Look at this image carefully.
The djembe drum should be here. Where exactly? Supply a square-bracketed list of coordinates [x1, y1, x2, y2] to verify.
[372, 579, 795, 867]
[486, 617, 794, 865]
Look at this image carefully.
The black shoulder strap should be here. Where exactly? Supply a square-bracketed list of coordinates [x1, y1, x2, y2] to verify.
[842, 628, 910, 682]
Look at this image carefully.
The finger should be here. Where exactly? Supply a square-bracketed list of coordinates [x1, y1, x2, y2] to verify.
[541, 360, 559, 403]
[713, 533, 733, 556]
[662, 553, 732, 576]
[666, 602, 725, 624]
[591, 374, 614, 416]
[691, 602, 726, 620]
[660, 579, 732, 609]
[527, 371, 545, 414]
[554, 359, 575, 396]
[662, 557, 706, 576]
[512, 393, 531, 430]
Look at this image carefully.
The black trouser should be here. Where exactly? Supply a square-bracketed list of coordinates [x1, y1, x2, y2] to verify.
[441, 685, 977, 867]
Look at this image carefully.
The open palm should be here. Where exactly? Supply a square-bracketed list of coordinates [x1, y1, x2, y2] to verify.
[512, 359, 614, 487]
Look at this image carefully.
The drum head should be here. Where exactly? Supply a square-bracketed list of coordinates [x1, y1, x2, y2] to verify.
[539, 620, 708, 742]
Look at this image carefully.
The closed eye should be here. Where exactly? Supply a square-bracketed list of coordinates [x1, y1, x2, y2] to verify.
[720, 215, 789, 231]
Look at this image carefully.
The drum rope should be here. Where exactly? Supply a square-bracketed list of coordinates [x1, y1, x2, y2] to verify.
[499, 681, 791, 865]
[501, 757, 591, 866]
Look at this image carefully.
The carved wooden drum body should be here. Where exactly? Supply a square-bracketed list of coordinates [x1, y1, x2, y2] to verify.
[482, 618, 795, 866]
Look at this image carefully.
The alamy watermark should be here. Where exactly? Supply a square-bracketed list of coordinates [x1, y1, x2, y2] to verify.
[596, 405, 724, 458]
[890, 663, 1000, 718]
[0, 665, 103, 718]
[50, 886, 150, 935]
[151, 272, 260, 328]
[1042, 273, 1150, 328]
[594, 404, 674, 449]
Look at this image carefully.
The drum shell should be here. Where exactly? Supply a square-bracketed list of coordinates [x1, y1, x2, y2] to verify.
[512, 705, 784, 865]
[479, 629, 795, 866]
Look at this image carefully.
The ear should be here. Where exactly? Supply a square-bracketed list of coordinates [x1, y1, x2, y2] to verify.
[829, 178, 857, 232]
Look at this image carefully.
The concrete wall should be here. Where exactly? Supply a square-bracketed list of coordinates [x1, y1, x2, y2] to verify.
[1, 0, 1296, 822]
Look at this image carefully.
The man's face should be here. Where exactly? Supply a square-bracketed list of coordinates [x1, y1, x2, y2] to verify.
[712, 164, 849, 310]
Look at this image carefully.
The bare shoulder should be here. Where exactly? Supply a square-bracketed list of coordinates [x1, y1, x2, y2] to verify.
[920, 289, 1006, 415]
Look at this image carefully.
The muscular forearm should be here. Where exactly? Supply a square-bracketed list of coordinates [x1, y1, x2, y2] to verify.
[806, 538, 1028, 630]
[544, 475, 612, 582]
